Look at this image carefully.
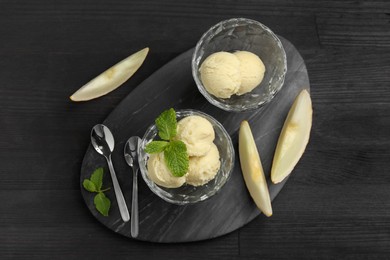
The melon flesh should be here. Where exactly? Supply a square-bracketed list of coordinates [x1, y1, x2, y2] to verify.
[271, 89, 313, 184]
[70, 47, 149, 101]
[239, 120, 272, 217]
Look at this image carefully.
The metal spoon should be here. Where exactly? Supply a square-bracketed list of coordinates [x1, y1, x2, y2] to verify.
[91, 124, 130, 222]
[124, 136, 141, 238]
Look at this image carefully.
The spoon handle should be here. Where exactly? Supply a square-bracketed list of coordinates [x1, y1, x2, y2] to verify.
[107, 155, 130, 222]
[131, 167, 139, 238]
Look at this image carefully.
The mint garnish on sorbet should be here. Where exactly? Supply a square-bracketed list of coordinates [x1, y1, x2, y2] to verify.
[145, 108, 189, 177]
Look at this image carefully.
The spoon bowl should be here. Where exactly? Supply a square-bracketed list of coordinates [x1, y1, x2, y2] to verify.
[91, 124, 115, 156]
[124, 138, 136, 167]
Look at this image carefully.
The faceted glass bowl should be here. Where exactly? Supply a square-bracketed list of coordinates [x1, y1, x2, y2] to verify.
[192, 18, 287, 112]
[138, 109, 234, 205]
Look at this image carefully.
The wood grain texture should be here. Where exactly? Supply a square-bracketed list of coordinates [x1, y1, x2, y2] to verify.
[0, 0, 390, 258]
[0, 191, 239, 259]
[239, 184, 390, 259]
[317, 12, 390, 47]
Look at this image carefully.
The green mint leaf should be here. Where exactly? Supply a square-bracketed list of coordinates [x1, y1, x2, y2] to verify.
[94, 192, 111, 217]
[83, 179, 97, 192]
[155, 108, 177, 140]
[84, 168, 111, 216]
[164, 140, 189, 177]
[145, 141, 169, 154]
[90, 167, 104, 191]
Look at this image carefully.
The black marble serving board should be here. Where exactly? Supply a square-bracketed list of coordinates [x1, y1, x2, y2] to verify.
[80, 37, 310, 243]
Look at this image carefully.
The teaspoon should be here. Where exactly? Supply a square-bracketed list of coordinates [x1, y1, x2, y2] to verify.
[91, 124, 130, 222]
[124, 136, 141, 238]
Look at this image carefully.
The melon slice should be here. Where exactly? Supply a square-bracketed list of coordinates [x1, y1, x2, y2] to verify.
[70, 47, 149, 101]
[271, 89, 313, 184]
[239, 120, 272, 217]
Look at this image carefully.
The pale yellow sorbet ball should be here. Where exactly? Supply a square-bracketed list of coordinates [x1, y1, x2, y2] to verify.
[176, 115, 215, 157]
[147, 152, 186, 188]
[186, 143, 221, 187]
[234, 51, 265, 95]
[200, 52, 241, 98]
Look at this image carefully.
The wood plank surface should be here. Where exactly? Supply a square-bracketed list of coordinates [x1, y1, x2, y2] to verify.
[0, 0, 390, 258]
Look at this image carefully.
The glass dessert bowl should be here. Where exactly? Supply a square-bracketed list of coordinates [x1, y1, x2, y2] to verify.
[192, 18, 287, 112]
[138, 109, 234, 205]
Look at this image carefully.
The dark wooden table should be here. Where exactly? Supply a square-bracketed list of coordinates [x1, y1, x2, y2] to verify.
[1, 1, 389, 259]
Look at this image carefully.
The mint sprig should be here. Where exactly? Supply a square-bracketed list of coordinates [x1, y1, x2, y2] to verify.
[94, 192, 111, 217]
[164, 140, 189, 177]
[83, 167, 111, 216]
[144, 140, 169, 153]
[145, 108, 189, 177]
[90, 167, 103, 190]
[155, 108, 177, 140]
